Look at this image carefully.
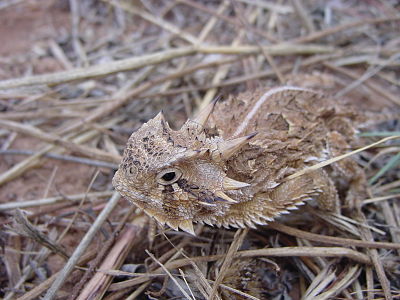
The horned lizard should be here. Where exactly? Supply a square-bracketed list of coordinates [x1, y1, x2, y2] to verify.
[112, 86, 375, 235]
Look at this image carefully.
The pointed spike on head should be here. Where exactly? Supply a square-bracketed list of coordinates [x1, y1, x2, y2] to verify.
[178, 220, 195, 235]
[153, 110, 166, 122]
[212, 132, 258, 161]
[183, 149, 209, 159]
[215, 191, 238, 203]
[223, 177, 250, 190]
[192, 95, 222, 127]
[198, 201, 217, 207]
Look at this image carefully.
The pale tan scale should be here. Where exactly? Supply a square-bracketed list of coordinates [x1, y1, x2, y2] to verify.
[112, 86, 383, 234]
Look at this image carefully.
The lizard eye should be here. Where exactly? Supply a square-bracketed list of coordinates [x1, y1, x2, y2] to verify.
[156, 168, 182, 185]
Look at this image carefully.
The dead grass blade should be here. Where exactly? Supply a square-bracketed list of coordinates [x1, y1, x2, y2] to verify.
[0, 119, 121, 162]
[303, 264, 361, 300]
[76, 217, 146, 300]
[0, 191, 113, 211]
[286, 136, 400, 181]
[10, 209, 69, 260]
[145, 250, 195, 300]
[268, 222, 400, 250]
[210, 228, 248, 299]
[42, 192, 121, 300]
[0, 47, 196, 89]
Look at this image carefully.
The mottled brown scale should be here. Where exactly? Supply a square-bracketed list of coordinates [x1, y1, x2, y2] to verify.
[112, 86, 380, 234]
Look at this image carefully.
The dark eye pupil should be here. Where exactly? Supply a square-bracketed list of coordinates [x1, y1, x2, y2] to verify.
[161, 172, 176, 181]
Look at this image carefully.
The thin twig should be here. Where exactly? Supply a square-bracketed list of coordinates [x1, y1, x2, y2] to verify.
[43, 192, 121, 300]
[1, 149, 118, 169]
[268, 222, 400, 250]
[0, 47, 196, 89]
[0, 191, 113, 211]
[285, 136, 400, 181]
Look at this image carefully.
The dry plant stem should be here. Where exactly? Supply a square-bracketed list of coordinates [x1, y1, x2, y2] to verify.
[217, 283, 260, 300]
[107, 246, 370, 292]
[1, 149, 118, 169]
[188, 259, 214, 299]
[197, 44, 334, 55]
[43, 192, 121, 300]
[0, 47, 196, 89]
[179, 269, 196, 300]
[15, 250, 98, 300]
[0, 44, 333, 90]
[0, 119, 121, 162]
[381, 201, 400, 256]
[5, 247, 52, 300]
[0, 191, 113, 211]
[177, 0, 277, 42]
[3, 236, 21, 289]
[231, 1, 285, 83]
[13, 209, 69, 260]
[165, 247, 372, 270]
[70, 206, 137, 299]
[49, 39, 73, 69]
[374, 179, 400, 194]
[210, 228, 248, 299]
[268, 222, 400, 250]
[363, 193, 400, 205]
[0, 144, 54, 186]
[290, 0, 315, 33]
[0, 116, 122, 186]
[124, 282, 150, 300]
[142, 52, 342, 98]
[365, 266, 374, 300]
[324, 62, 400, 106]
[0, 55, 248, 187]
[199, 10, 250, 109]
[69, 0, 87, 66]
[0, 110, 84, 121]
[308, 265, 361, 300]
[158, 1, 229, 105]
[76, 218, 146, 300]
[286, 135, 400, 181]
[146, 250, 194, 300]
[57, 170, 101, 256]
[291, 16, 400, 44]
[302, 264, 336, 299]
[355, 210, 393, 300]
[108, 0, 199, 44]
[234, 0, 292, 12]
[334, 53, 400, 98]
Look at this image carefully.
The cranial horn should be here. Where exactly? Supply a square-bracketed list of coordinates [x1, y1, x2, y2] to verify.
[192, 95, 222, 127]
[212, 132, 257, 161]
[184, 149, 209, 159]
[198, 201, 217, 207]
[223, 177, 250, 190]
[215, 191, 238, 203]
[153, 110, 166, 121]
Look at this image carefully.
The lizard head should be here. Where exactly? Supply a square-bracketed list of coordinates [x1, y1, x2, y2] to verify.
[112, 98, 256, 234]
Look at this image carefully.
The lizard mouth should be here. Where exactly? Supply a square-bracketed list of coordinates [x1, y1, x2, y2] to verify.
[112, 170, 148, 208]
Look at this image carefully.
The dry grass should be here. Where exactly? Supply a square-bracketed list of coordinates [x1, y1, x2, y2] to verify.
[0, 1, 399, 299]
